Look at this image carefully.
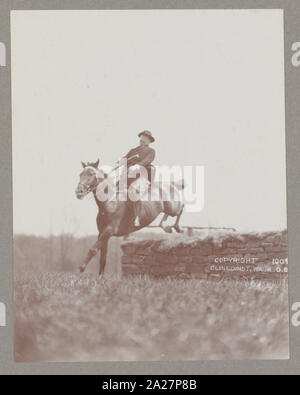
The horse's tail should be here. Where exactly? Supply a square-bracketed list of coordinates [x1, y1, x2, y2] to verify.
[172, 179, 185, 190]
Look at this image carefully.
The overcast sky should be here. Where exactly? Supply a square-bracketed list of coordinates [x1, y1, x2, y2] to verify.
[11, 9, 287, 236]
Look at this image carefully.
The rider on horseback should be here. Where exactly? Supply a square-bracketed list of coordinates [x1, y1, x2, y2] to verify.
[118, 130, 156, 227]
[76, 130, 185, 275]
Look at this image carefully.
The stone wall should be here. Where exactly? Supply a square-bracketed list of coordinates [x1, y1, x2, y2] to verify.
[121, 230, 288, 281]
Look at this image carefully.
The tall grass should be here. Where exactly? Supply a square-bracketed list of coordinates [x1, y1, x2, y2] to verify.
[14, 233, 289, 362]
[14, 271, 289, 362]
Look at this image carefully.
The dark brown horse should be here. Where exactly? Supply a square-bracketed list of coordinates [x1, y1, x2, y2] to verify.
[75, 159, 184, 275]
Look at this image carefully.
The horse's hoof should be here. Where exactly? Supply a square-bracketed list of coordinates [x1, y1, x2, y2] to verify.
[163, 226, 173, 233]
[79, 265, 85, 273]
[174, 226, 184, 233]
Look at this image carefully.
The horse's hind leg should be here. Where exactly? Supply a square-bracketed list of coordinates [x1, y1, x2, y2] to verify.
[173, 205, 184, 233]
[159, 213, 172, 233]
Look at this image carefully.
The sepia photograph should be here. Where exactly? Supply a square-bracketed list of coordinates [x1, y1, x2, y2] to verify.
[11, 9, 289, 362]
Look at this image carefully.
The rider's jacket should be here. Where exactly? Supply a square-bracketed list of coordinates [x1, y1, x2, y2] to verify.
[124, 145, 155, 168]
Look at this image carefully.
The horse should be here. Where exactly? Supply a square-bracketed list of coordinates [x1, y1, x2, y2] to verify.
[75, 159, 185, 276]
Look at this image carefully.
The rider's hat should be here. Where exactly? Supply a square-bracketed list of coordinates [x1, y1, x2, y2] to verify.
[138, 130, 155, 143]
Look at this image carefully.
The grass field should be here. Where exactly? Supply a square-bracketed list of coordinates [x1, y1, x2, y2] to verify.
[14, 271, 289, 362]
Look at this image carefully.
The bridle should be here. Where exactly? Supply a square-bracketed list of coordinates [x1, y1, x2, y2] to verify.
[78, 167, 104, 195]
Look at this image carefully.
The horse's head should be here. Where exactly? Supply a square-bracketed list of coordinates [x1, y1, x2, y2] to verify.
[75, 159, 106, 200]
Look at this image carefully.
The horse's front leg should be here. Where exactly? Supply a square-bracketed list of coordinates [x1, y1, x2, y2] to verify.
[99, 237, 109, 276]
[79, 240, 99, 273]
[79, 226, 113, 274]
